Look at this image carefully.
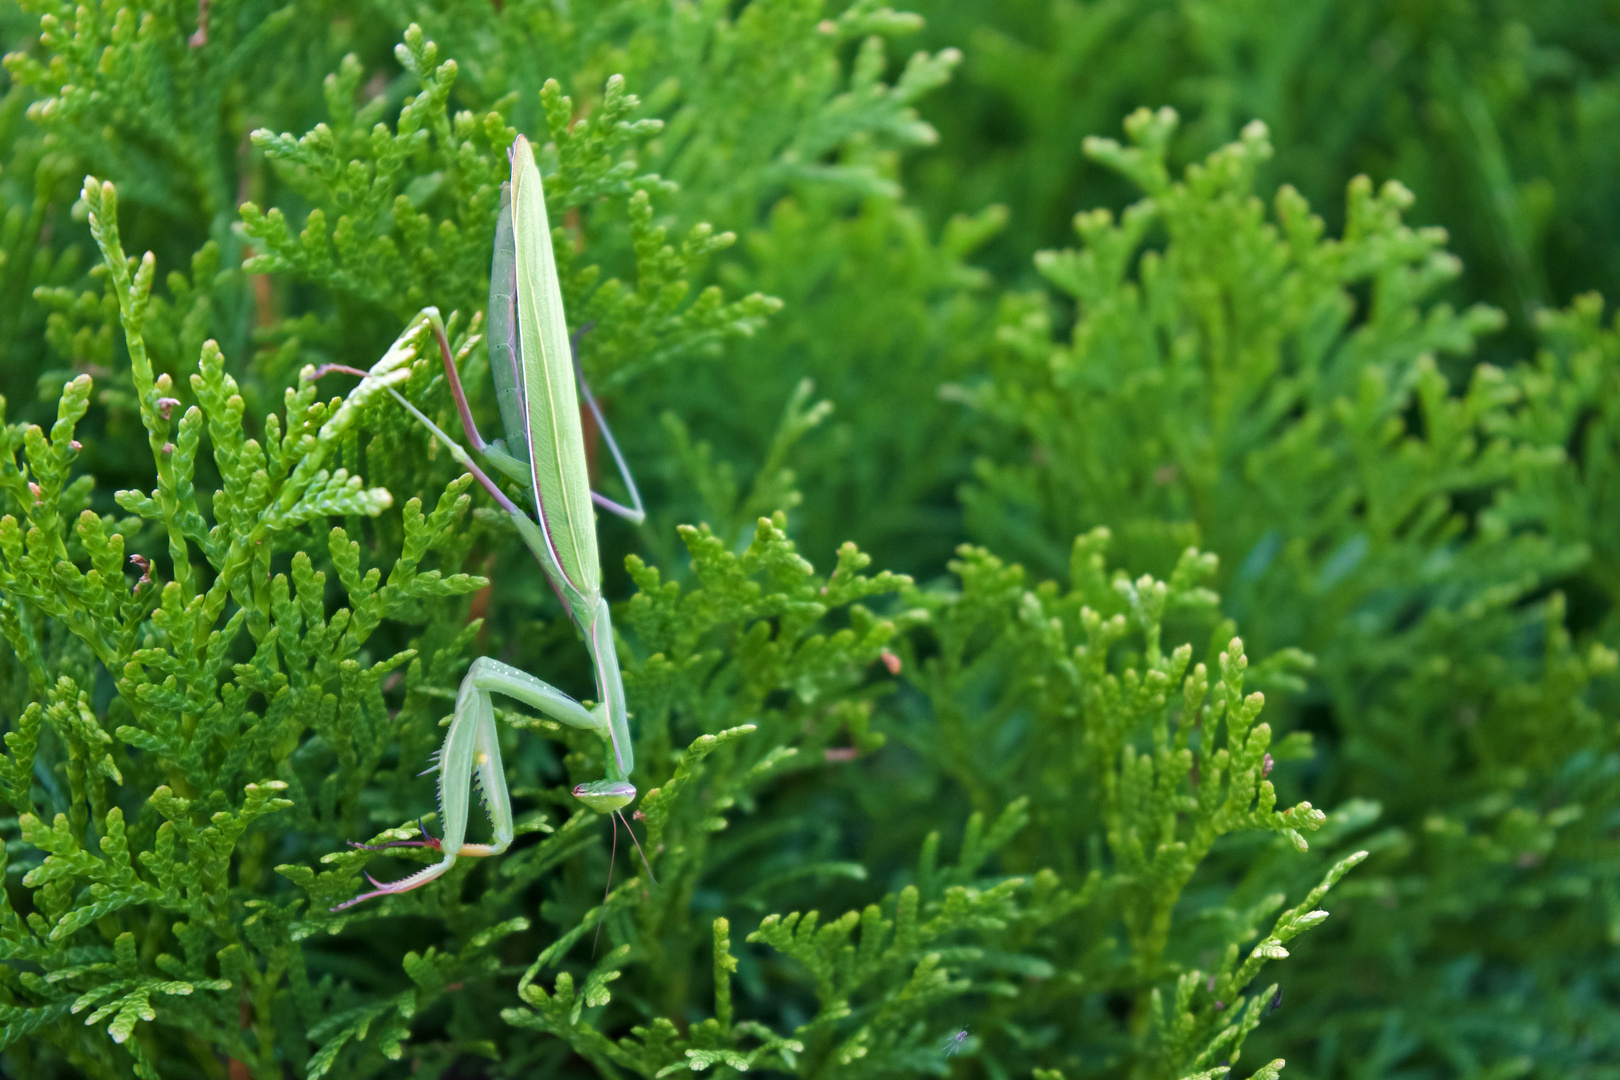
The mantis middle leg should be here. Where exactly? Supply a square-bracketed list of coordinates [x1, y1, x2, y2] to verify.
[433, 264, 645, 524]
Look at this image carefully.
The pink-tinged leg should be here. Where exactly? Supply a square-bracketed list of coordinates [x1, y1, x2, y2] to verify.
[332, 821, 452, 911]
[331, 855, 458, 911]
[570, 324, 646, 525]
[428, 318, 494, 455]
[346, 817, 439, 852]
[327, 854, 460, 913]
[331, 822, 509, 911]
[309, 363, 372, 380]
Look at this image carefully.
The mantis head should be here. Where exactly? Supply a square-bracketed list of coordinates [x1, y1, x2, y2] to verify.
[574, 779, 637, 813]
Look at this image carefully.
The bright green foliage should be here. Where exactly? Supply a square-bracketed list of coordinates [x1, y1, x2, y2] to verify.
[393, 0, 999, 571]
[492, 528, 1356, 1080]
[906, 0, 1620, 351]
[0, 174, 490, 1077]
[240, 30, 778, 390]
[888, 528, 1370, 1080]
[4, 0, 290, 224]
[0, 3, 1615, 1080]
[960, 110, 1620, 1076]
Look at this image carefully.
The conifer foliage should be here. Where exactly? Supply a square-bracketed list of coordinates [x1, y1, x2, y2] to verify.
[0, 3, 1614, 1080]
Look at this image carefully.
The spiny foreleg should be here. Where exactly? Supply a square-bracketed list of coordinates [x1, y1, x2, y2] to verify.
[334, 658, 619, 911]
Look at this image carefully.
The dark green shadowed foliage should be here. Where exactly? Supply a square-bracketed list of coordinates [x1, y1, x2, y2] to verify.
[0, 4, 1614, 1080]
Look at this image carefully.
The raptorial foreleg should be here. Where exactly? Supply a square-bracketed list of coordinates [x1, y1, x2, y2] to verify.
[333, 658, 616, 911]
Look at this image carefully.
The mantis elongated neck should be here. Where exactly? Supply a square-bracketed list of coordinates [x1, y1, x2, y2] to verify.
[584, 595, 633, 781]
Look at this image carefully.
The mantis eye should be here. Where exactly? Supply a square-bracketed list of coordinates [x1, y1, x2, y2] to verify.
[573, 780, 637, 813]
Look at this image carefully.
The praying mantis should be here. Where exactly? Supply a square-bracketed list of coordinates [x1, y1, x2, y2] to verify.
[322, 134, 651, 911]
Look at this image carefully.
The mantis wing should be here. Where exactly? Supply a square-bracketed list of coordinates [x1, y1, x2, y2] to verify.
[487, 185, 530, 469]
[509, 133, 600, 601]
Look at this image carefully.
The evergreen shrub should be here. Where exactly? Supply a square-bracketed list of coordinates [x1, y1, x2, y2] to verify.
[0, 3, 1613, 1079]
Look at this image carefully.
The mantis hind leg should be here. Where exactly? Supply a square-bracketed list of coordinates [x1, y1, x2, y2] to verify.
[570, 325, 645, 525]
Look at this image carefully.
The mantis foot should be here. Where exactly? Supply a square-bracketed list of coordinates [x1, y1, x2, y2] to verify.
[346, 818, 442, 852]
[331, 821, 457, 912]
[331, 821, 503, 912]
[330, 859, 456, 912]
[307, 363, 372, 380]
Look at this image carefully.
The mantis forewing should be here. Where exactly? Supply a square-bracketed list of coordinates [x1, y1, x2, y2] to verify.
[509, 134, 601, 603]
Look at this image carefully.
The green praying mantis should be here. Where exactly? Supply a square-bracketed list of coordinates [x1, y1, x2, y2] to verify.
[319, 134, 653, 912]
